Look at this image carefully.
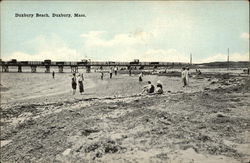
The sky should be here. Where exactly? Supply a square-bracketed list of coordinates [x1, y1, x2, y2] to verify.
[1, 1, 249, 63]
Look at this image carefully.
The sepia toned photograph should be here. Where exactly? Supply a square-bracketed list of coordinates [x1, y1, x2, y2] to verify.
[0, 1, 249, 163]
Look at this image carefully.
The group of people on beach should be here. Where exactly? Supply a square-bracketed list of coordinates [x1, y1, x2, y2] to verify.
[100, 67, 119, 80]
[71, 73, 84, 95]
[66, 66, 192, 95]
[141, 80, 163, 95]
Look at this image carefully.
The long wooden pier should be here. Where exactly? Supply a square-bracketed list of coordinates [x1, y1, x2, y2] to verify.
[0, 60, 190, 73]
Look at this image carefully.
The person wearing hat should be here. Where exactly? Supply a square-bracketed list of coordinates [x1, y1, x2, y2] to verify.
[156, 80, 163, 94]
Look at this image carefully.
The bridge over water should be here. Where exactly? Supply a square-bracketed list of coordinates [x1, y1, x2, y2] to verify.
[0, 60, 190, 73]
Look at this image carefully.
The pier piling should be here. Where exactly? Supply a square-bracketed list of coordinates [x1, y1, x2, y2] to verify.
[31, 66, 37, 73]
[18, 66, 22, 72]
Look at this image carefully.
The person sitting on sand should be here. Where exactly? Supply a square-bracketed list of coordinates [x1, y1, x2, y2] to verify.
[156, 80, 163, 94]
[196, 69, 202, 75]
[141, 81, 155, 94]
[181, 67, 187, 87]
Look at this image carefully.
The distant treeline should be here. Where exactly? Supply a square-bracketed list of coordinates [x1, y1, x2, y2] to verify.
[196, 61, 249, 68]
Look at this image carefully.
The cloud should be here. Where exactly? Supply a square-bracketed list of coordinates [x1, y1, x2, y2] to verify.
[107, 48, 189, 62]
[80, 30, 192, 62]
[144, 49, 189, 62]
[3, 34, 81, 61]
[80, 31, 249, 63]
[80, 31, 106, 39]
[197, 52, 249, 63]
[80, 30, 154, 48]
[3, 32, 248, 64]
[241, 32, 249, 39]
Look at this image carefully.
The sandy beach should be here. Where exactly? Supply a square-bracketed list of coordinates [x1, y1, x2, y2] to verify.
[0, 70, 250, 163]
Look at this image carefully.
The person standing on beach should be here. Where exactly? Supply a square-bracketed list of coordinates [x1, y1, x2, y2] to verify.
[181, 67, 187, 87]
[109, 68, 113, 79]
[52, 71, 55, 79]
[139, 72, 143, 82]
[72, 73, 77, 95]
[78, 75, 84, 95]
[129, 68, 132, 76]
[114, 66, 118, 75]
[101, 71, 104, 80]
[80, 73, 84, 81]
[186, 67, 190, 85]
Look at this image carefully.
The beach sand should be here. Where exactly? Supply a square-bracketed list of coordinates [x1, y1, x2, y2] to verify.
[0, 71, 249, 163]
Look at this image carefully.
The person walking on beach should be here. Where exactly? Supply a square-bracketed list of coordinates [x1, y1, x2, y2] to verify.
[181, 67, 187, 87]
[78, 75, 84, 95]
[139, 72, 143, 82]
[129, 68, 132, 76]
[109, 68, 113, 79]
[72, 73, 77, 95]
[52, 71, 55, 79]
[100, 71, 104, 80]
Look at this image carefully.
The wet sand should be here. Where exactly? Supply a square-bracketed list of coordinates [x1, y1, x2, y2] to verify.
[0, 72, 209, 104]
[0, 71, 250, 163]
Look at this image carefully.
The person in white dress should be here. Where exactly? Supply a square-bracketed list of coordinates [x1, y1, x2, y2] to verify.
[181, 67, 187, 87]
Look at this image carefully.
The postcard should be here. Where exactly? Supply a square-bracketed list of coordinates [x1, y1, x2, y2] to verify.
[0, 1, 249, 163]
